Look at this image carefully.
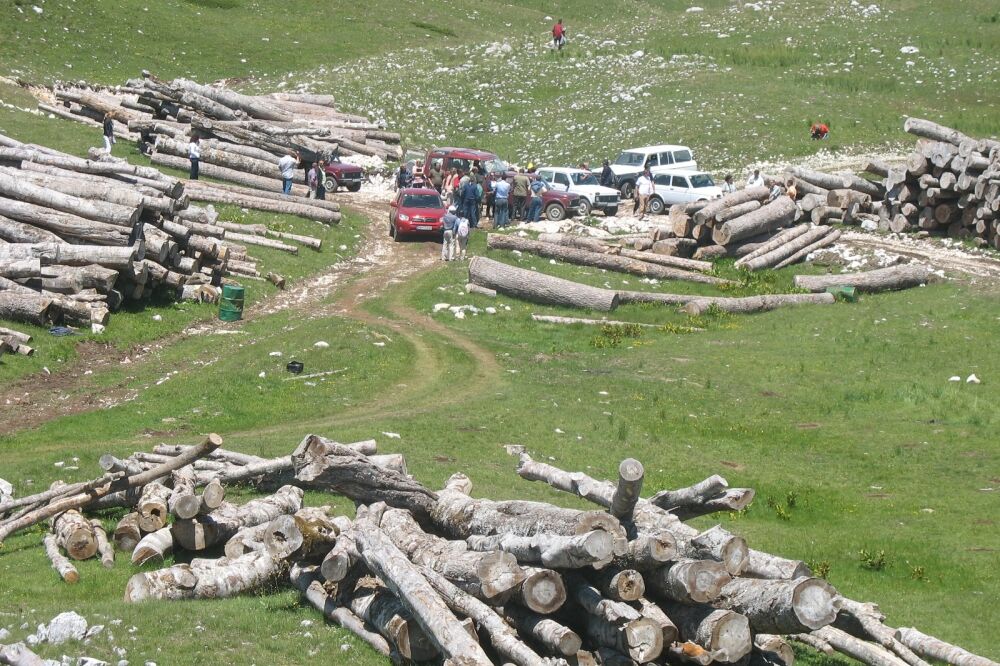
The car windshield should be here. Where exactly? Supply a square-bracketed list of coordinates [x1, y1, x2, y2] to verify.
[482, 158, 508, 174]
[571, 172, 599, 186]
[689, 174, 715, 188]
[614, 151, 645, 167]
[402, 194, 443, 208]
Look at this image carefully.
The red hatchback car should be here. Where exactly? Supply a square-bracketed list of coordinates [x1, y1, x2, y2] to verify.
[388, 188, 447, 241]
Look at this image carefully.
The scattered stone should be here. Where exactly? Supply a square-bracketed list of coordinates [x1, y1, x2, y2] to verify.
[45, 612, 88, 645]
[313, 341, 329, 349]
[966, 374, 980, 384]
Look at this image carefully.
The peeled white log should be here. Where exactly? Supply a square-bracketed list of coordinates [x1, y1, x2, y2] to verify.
[469, 256, 619, 312]
[894, 628, 998, 666]
[43, 533, 79, 583]
[503, 605, 582, 656]
[794, 265, 932, 293]
[223, 231, 299, 254]
[465, 530, 614, 569]
[131, 527, 174, 565]
[124, 551, 283, 602]
[717, 576, 839, 634]
[694, 187, 769, 224]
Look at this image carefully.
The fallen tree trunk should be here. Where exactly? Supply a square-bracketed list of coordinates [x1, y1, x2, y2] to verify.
[131, 527, 174, 566]
[487, 234, 730, 285]
[694, 187, 769, 224]
[124, 551, 284, 601]
[680, 293, 836, 316]
[469, 257, 619, 312]
[0, 199, 131, 246]
[903, 118, 972, 147]
[793, 265, 932, 293]
[183, 182, 340, 224]
[0, 171, 141, 227]
[713, 197, 797, 246]
[0, 216, 63, 244]
[0, 243, 137, 269]
[717, 576, 839, 634]
[185, 177, 341, 212]
[530, 314, 673, 329]
[659, 602, 752, 664]
[0, 289, 52, 326]
[811, 626, 910, 666]
[894, 627, 998, 666]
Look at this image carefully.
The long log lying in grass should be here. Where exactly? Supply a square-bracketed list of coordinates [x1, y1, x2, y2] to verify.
[894, 627, 999, 666]
[469, 257, 619, 311]
[680, 293, 836, 316]
[793, 265, 932, 293]
[183, 178, 342, 213]
[149, 151, 308, 196]
[713, 197, 797, 246]
[487, 234, 730, 285]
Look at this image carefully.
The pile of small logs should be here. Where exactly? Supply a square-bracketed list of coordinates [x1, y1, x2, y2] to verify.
[1, 434, 994, 666]
[873, 118, 1000, 247]
[0, 133, 320, 328]
[0, 325, 34, 358]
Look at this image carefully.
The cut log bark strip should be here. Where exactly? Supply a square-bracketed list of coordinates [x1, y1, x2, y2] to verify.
[793, 265, 932, 293]
[514, 566, 568, 614]
[466, 530, 613, 569]
[43, 533, 79, 583]
[91, 518, 115, 568]
[171, 484, 304, 551]
[470, 256, 619, 311]
[380, 507, 524, 603]
[681, 292, 836, 316]
[713, 197, 797, 246]
[487, 234, 730, 285]
[660, 602, 752, 664]
[504, 605, 582, 656]
[421, 566, 551, 666]
[717, 576, 838, 634]
[131, 527, 174, 566]
[894, 627, 998, 666]
[113, 512, 142, 553]
[51, 509, 98, 560]
[353, 508, 494, 665]
[694, 186, 769, 224]
[647, 558, 731, 603]
[124, 551, 284, 602]
[291, 434, 437, 520]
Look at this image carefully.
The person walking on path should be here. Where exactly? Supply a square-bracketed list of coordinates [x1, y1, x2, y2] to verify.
[599, 159, 614, 188]
[316, 161, 328, 200]
[528, 176, 548, 222]
[721, 174, 736, 194]
[635, 168, 654, 220]
[552, 19, 566, 50]
[746, 169, 765, 188]
[187, 135, 201, 180]
[456, 215, 471, 260]
[278, 151, 298, 195]
[102, 113, 116, 154]
[441, 206, 459, 261]
[493, 176, 511, 228]
[512, 168, 531, 221]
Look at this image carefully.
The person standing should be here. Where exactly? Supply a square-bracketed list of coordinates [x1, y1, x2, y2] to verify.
[278, 151, 298, 195]
[552, 19, 566, 50]
[599, 159, 614, 188]
[746, 169, 765, 188]
[456, 215, 471, 260]
[307, 162, 319, 198]
[721, 174, 736, 194]
[441, 206, 459, 261]
[187, 135, 201, 180]
[635, 168, 654, 220]
[102, 113, 116, 154]
[396, 162, 412, 191]
[428, 161, 444, 193]
[316, 161, 328, 200]
[460, 176, 479, 228]
[493, 176, 511, 228]
[528, 177, 547, 222]
[512, 168, 530, 221]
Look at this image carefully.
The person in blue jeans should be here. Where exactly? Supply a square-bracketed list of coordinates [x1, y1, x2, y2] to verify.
[461, 179, 479, 228]
[493, 177, 511, 228]
[528, 177, 547, 222]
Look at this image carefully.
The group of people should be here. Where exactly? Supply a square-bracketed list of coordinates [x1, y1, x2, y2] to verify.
[440, 205, 472, 261]
[306, 160, 329, 199]
[745, 168, 797, 201]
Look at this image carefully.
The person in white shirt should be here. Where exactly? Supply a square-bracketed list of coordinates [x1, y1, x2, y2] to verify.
[635, 169, 655, 220]
[278, 152, 299, 195]
[721, 174, 736, 194]
[187, 136, 200, 180]
[746, 169, 765, 188]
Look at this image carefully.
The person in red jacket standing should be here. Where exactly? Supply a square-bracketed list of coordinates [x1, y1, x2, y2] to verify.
[552, 19, 566, 50]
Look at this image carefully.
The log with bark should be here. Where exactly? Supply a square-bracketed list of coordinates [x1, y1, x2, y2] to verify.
[717, 576, 839, 634]
[125, 551, 284, 602]
[713, 197, 797, 246]
[680, 292, 836, 316]
[793, 265, 932, 293]
[659, 602, 752, 663]
[171, 484, 304, 551]
[469, 256, 620, 312]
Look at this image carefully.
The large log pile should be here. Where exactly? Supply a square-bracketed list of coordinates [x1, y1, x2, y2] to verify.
[3, 435, 993, 666]
[0, 134, 324, 330]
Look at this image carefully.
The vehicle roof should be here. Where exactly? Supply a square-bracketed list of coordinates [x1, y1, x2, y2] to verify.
[618, 145, 691, 153]
[540, 167, 594, 174]
[429, 147, 500, 160]
[399, 188, 443, 196]
[652, 169, 711, 177]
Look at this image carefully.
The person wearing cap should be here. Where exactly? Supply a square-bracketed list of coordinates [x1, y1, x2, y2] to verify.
[599, 159, 614, 188]
[441, 205, 460, 261]
[721, 174, 736, 194]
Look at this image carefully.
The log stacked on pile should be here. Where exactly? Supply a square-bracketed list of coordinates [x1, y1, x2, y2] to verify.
[872, 118, 1000, 247]
[0, 134, 322, 329]
[2, 434, 994, 666]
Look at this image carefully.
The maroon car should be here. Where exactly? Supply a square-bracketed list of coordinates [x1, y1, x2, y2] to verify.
[388, 188, 447, 241]
[423, 146, 582, 221]
[322, 158, 363, 192]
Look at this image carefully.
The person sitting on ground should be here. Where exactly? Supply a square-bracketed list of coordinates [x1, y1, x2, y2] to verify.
[811, 122, 830, 140]
[721, 173, 736, 194]
[746, 168, 765, 188]
[441, 206, 459, 261]
[785, 177, 797, 201]
[599, 159, 614, 188]
[552, 19, 567, 50]
[767, 178, 786, 202]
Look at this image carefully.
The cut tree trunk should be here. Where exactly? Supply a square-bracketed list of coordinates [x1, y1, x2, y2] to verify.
[616, 248, 712, 273]
[0, 199, 131, 246]
[113, 512, 142, 553]
[0, 171, 141, 227]
[131, 527, 174, 565]
[754, 634, 796, 666]
[537, 233, 612, 253]
[738, 226, 828, 271]
[171, 485, 304, 551]
[0, 290, 51, 326]
[137, 482, 172, 532]
[681, 292, 836, 316]
[793, 265, 932, 293]
[646, 559, 731, 603]
[745, 549, 812, 580]
[787, 168, 848, 192]
[156, 136, 301, 183]
[91, 519, 115, 568]
[513, 566, 568, 614]
[469, 257, 619, 311]
[589, 567, 645, 602]
[346, 576, 439, 661]
[465, 530, 614, 569]
[320, 518, 359, 582]
[694, 187, 769, 224]
[0, 243, 137, 269]
[903, 118, 972, 147]
[224, 521, 269, 558]
[894, 627, 998, 666]
[51, 509, 98, 560]
[0, 259, 40, 279]
[772, 229, 842, 269]
[610, 458, 644, 520]
[171, 78, 293, 121]
[637, 596, 679, 646]
[487, 235, 730, 285]
[811, 626, 910, 666]
[263, 507, 339, 561]
[503, 605, 582, 656]
[43, 533, 79, 583]
[188, 177, 341, 213]
[713, 197, 797, 246]
[659, 602, 752, 664]
[124, 551, 284, 601]
[530, 314, 669, 329]
[566, 573, 663, 664]
[716, 200, 762, 223]
[716, 576, 839, 634]
[0, 216, 63, 244]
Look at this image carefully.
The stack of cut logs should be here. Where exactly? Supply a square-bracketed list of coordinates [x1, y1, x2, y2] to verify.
[37, 70, 401, 200]
[1, 434, 993, 666]
[0, 133, 324, 329]
[874, 118, 1000, 247]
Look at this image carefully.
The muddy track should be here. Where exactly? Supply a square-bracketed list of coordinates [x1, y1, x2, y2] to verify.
[0, 193, 500, 438]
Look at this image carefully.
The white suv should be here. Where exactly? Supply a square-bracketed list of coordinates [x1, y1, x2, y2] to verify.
[608, 145, 697, 199]
[647, 170, 723, 215]
[536, 167, 621, 217]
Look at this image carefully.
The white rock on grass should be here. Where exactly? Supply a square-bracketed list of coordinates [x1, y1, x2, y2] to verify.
[948, 376, 961, 382]
[966, 374, 980, 384]
[0, 477, 13, 501]
[433, 303, 451, 313]
[45, 611, 88, 645]
[381, 431, 401, 439]
[313, 341, 329, 349]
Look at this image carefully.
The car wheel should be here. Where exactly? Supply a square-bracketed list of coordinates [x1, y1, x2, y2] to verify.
[620, 181, 635, 199]
[347, 182, 361, 192]
[577, 198, 592, 217]
[325, 177, 339, 193]
[648, 197, 665, 216]
[388, 221, 395, 238]
[392, 223, 403, 242]
[545, 203, 566, 221]
[604, 206, 619, 217]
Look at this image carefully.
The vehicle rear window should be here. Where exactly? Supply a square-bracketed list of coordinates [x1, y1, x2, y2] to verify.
[653, 174, 671, 186]
[673, 150, 693, 163]
[672, 176, 689, 188]
[689, 173, 715, 188]
[402, 194, 443, 208]
[659, 152, 674, 165]
[614, 152, 645, 167]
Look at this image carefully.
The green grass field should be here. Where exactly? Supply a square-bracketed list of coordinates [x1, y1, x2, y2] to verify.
[1, 0, 999, 663]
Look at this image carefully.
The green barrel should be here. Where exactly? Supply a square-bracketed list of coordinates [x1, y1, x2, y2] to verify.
[825, 285, 857, 302]
[219, 284, 245, 322]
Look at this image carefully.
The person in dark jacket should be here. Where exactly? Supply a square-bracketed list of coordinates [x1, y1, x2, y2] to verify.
[102, 113, 115, 154]
[460, 178, 479, 228]
[599, 159, 614, 188]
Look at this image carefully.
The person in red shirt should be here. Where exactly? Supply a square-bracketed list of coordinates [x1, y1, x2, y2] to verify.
[552, 19, 566, 50]
[811, 122, 829, 140]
